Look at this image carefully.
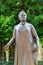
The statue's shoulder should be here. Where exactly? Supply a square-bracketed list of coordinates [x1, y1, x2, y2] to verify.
[14, 23, 20, 29]
[26, 22, 33, 27]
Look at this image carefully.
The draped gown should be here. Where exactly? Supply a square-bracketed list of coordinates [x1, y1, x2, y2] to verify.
[8, 22, 39, 65]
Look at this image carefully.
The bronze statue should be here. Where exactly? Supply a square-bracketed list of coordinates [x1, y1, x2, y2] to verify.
[3, 10, 39, 65]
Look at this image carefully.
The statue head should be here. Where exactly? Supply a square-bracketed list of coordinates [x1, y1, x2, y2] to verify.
[18, 10, 27, 21]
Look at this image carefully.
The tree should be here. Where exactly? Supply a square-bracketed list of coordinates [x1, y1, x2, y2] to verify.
[0, 0, 43, 45]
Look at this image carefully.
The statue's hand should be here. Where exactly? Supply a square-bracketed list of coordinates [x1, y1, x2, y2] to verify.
[32, 46, 38, 53]
[3, 44, 9, 51]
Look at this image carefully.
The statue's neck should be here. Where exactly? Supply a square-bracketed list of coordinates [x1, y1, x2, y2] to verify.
[20, 21, 26, 25]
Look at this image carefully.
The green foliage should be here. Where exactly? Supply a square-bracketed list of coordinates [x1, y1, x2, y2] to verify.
[0, 0, 43, 45]
[40, 38, 43, 48]
[40, 38, 43, 44]
[0, 15, 16, 44]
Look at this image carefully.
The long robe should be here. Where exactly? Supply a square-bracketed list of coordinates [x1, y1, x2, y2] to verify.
[8, 22, 39, 65]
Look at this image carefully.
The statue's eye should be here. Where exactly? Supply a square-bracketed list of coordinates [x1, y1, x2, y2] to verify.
[21, 14, 26, 16]
[21, 14, 24, 16]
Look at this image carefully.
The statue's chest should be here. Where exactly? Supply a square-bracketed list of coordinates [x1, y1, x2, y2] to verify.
[18, 25, 30, 32]
[17, 25, 31, 37]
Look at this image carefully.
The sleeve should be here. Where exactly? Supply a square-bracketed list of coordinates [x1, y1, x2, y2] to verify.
[13, 26, 16, 39]
[7, 26, 16, 46]
[31, 24, 39, 47]
[31, 24, 37, 37]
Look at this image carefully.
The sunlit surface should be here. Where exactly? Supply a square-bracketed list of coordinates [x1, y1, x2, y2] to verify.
[5, 50, 9, 62]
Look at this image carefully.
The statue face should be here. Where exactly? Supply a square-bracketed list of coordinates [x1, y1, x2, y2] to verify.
[18, 10, 27, 21]
[20, 13, 26, 21]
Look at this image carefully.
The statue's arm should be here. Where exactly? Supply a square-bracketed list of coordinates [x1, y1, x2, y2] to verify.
[7, 26, 16, 46]
[31, 25, 39, 51]
[31, 24, 39, 47]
